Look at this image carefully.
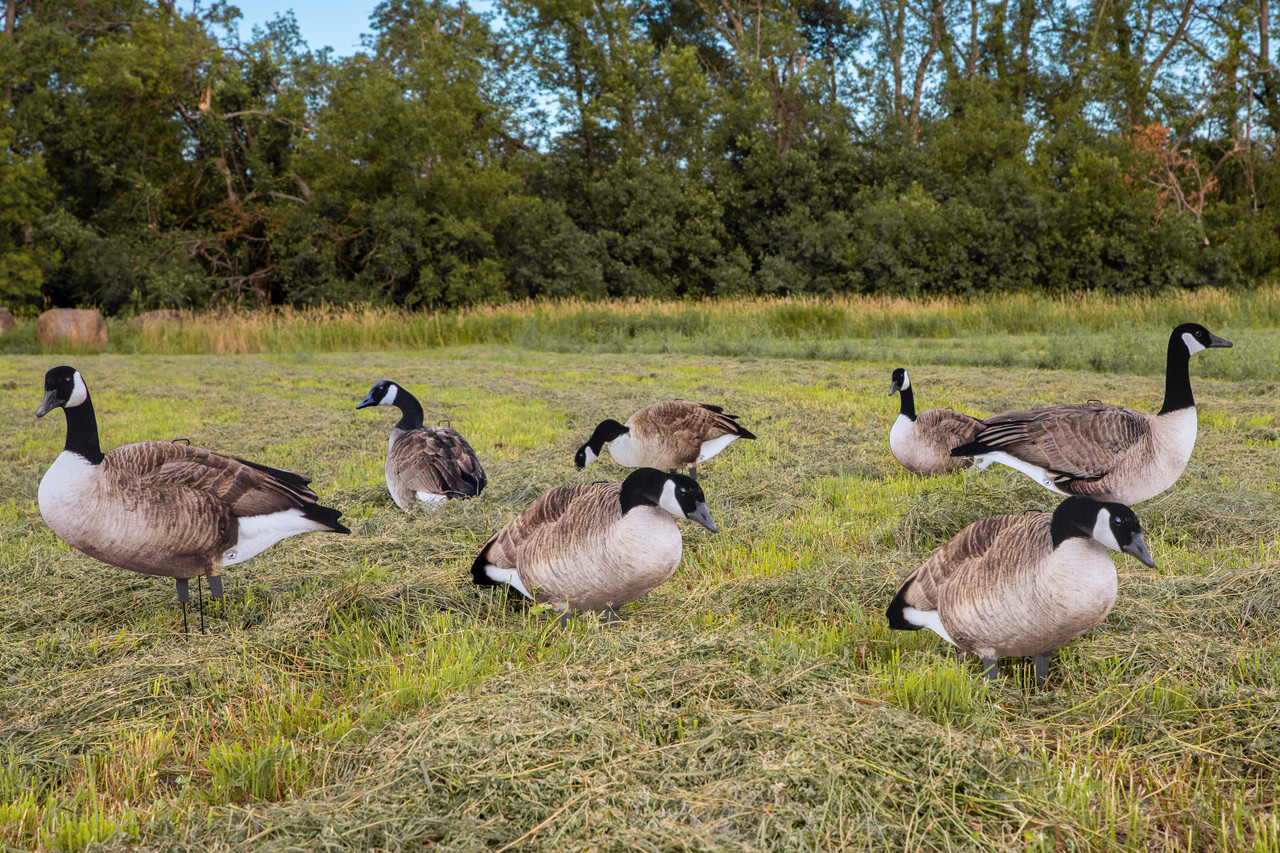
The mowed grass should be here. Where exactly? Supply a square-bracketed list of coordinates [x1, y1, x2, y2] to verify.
[0, 330, 1277, 850]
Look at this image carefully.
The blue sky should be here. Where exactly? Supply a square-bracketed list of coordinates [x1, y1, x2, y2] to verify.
[231, 0, 380, 56]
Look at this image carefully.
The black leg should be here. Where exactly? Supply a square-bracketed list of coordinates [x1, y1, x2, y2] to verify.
[208, 574, 223, 599]
[602, 607, 623, 627]
[1034, 653, 1050, 687]
[690, 464, 698, 482]
[176, 578, 189, 634]
[554, 611, 572, 629]
[980, 658, 999, 681]
[198, 576, 205, 635]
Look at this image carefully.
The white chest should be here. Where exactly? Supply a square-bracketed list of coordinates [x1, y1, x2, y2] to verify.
[607, 432, 646, 467]
[888, 413, 912, 458]
[1039, 539, 1119, 614]
[1153, 407, 1198, 462]
[38, 452, 100, 537]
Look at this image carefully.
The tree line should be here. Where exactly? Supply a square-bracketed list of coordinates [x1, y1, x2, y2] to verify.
[1, 0, 1278, 314]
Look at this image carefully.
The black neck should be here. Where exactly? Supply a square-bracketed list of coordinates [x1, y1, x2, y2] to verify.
[1049, 499, 1093, 548]
[591, 419, 629, 451]
[1159, 334, 1195, 415]
[393, 388, 425, 430]
[898, 386, 917, 421]
[63, 394, 105, 464]
[618, 468, 661, 514]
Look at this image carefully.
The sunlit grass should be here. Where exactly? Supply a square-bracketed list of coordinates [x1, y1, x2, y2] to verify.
[0, 328, 1277, 850]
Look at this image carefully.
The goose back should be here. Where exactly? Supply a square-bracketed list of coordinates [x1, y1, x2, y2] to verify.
[386, 425, 487, 509]
[890, 408, 984, 475]
[611, 401, 754, 469]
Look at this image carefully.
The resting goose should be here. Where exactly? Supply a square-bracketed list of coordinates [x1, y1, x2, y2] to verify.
[575, 401, 756, 480]
[36, 366, 350, 631]
[356, 380, 487, 510]
[888, 368, 986, 475]
[949, 323, 1232, 504]
[887, 495, 1155, 685]
[470, 467, 717, 619]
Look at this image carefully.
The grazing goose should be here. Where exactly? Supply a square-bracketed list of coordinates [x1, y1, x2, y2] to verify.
[36, 366, 350, 631]
[575, 401, 756, 480]
[888, 368, 986, 475]
[949, 323, 1232, 504]
[886, 496, 1156, 686]
[470, 467, 717, 619]
[356, 380, 487, 510]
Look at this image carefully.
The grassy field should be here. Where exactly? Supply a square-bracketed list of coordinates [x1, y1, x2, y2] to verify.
[1, 308, 1278, 850]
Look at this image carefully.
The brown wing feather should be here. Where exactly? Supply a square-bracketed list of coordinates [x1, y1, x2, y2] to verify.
[109, 441, 336, 521]
[629, 401, 753, 466]
[480, 483, 609, 571]
[390, 427, 487, 498]
[902, 515, 1032, 611]
[917, 408, 984, 453]
[975, 403, 1148, 479]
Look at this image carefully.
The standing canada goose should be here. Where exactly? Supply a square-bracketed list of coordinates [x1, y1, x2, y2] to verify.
[470, 467, 717, 620]
[356, 380, 487, 510]
[574, 401, 756, 480]
[949, 323, 1232, 504]
[36, 366, 350, 631]
[886, 496, 1156, 686]
[888, 368, 986, 475]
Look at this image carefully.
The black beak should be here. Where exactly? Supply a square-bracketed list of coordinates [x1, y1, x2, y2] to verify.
[1208, 333, 1233, 348]
[36, 390, 61, 418]
[888, 380, 902, 395]
[1122, 533, 1157, 568]
[356, 393, 378, 409]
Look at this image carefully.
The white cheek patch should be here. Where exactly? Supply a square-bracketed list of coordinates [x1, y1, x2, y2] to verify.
[583, 447, 598, 467]
[380, 384, 398, 406]
[1182, 332, 1206, 355]
[657, 480, 683, 516]
[1092, 508, 1123, 551]
[900, 372, 911, 391]
[67, 372, 88, 408]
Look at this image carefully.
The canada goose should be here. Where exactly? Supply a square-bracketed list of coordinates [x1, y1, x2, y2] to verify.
[949, 323, 1232, 504]
[470, 467, 717, 619]
[574, 401, 756, 480]
[888, 368, 986, 475]
[36, 366, 350, 631]
[356, 380, 487, 510]
[886, 496, 1156, 686]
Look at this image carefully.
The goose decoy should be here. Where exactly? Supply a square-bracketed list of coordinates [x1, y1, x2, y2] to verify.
[949, 323, 1232, 503]
[574, 401, 755, 480]
[888, 367, 986, 475]
[470, 467, 717, 620]
[886, 495, 1156, 686]
[36, 366, 350, 631]
[356, 380, 487, 510]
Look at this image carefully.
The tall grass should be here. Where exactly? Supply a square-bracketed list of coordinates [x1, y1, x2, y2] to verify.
[9, 287, 1280, 365]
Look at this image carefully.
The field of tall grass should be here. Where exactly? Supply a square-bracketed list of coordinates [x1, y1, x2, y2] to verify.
[7, 287, 1280, 374]
[0, 296, 1277, 850]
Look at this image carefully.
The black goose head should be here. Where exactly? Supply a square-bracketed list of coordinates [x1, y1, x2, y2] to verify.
[575, 419, 629, 469]
[357, 380, 401, 410]
[618, 468, 718, 532]
[1051, 496, 1156, 567]
[1171, 323, 1232, 356]
[888, 367, 909, 396]
[36, 366, 88, 418]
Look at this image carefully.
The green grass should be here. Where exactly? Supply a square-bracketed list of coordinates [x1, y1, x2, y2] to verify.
[0, 317, 1277, 850]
